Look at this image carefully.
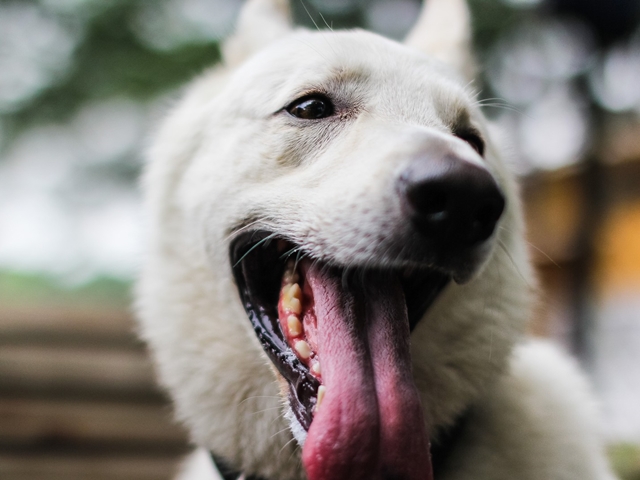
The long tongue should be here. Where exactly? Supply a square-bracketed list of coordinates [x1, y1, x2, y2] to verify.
[301, 263, 433, 480]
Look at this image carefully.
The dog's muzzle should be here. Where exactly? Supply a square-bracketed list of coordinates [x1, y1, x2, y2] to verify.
[228, 150, 506, 480]
[397, 152, 505, 282]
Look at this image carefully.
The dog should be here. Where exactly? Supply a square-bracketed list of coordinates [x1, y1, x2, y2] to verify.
[136, 0, 617, 478]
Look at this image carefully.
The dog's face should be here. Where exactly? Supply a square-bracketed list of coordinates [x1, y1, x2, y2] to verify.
[137, 1, 533, 479]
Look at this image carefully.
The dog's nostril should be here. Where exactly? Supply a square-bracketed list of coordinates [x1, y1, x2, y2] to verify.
[467, 196, 506, 245]
[408, 186, 449, 221]
[400, 154, 505, 250]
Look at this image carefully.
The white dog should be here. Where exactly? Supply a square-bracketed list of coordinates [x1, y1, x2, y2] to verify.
[136, 0, 617, 478]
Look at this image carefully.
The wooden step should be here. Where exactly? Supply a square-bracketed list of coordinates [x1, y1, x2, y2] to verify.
[0, 452, 185, 480]
[0, 397, 188, 449]
[0, 345, 162, 402]
[0, 305, 190, 480]
[0, 306, 140, 348]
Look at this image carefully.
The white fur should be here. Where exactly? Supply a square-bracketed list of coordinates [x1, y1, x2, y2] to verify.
[136, 0, 616, 478]
[176, 449, 220, 480]
[441, 341, 617, 480]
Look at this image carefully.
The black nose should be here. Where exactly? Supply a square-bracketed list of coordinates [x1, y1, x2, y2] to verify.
[399, 154, 505, 249]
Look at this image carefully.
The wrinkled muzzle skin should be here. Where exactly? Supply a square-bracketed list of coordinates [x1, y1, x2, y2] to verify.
[136, 3, 534, 479]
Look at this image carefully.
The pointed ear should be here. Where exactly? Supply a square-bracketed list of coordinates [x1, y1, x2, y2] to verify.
[223, 0, 292, 66]
[404, 0, 475, 80]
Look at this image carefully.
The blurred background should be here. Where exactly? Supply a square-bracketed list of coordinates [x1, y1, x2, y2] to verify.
[0, 0, 639, 478]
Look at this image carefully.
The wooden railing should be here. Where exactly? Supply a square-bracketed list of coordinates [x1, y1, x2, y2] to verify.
[0, 306, 190, 480]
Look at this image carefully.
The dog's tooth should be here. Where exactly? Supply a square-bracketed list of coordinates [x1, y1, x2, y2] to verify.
[290, 284, 302, 313]
[282, 283, 302, 314]
[290, 298, 302, 314]
[282, 283, 301, 300]
[287, 315, 302, 336]
[289, 283, 301, 300]
[315, 385, 326, 413]
[281, 283, 300, 314]
[294, 340, 311, 359]
[311, 362, 321, 375]
[282, 295, 302, 315]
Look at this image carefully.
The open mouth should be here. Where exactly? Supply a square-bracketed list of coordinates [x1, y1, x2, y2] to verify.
[230, 231, 449, 430]
[230, 230, 450, 478]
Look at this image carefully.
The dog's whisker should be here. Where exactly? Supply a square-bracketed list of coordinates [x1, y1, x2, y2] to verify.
[527, 241, 561, 268]
[250, 406, 286, 416]
[299, 0, 321, 32]
[472, 97, 531, 117]
[269, 426, 291, 440]
[233, 233, 278, 267]
[499, 225, 560, 269]
[299, 0, 338, 56]
[317, 10, 333, 32]
[270, 413, 285, 425]
[278, 436, 299, 457]
[462, 78, 478, 98]
[237, 395, 282, 407]
[473, 96, 511, 105]
[286, 442, 302, 463]
[280, 246, 302, 261]
[293, 248, 304, 272]
[478, 104, 527, 116]
[225, 218, 267, 243]
[497, 239, 532, 289]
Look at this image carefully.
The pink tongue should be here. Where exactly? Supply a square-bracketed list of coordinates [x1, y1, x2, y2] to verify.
[301, 263, 433, 480]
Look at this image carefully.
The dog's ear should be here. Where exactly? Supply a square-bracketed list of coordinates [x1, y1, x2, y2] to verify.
[404, 0, 475, 80]
[223, 0, 292, 66]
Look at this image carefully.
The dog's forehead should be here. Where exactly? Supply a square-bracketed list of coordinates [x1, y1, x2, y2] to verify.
[225, 29, 472, 118]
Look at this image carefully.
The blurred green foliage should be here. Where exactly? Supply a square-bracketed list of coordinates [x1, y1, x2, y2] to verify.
[1, 0, 221, 147]
[609, 444, 640, 480]
[0, 270, 131, 308]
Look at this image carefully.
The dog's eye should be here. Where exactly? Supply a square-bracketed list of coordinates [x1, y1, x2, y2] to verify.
[456, 131, 485, 156]
[286, 95, 334, 120]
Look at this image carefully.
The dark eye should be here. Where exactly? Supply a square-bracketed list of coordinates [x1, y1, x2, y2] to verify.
[286, 95, 334, 120]
[456, 130, 485, 156]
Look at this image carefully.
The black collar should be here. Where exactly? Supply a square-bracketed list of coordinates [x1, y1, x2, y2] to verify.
[209, 453, 265, 480]
[431, 408, 471, 476]
[210, 409, 470, 480]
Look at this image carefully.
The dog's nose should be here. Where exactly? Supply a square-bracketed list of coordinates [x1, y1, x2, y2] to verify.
[399, 155, 505, 249]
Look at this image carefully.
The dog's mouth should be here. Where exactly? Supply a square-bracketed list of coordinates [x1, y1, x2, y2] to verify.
[231, 231, 449, 479]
